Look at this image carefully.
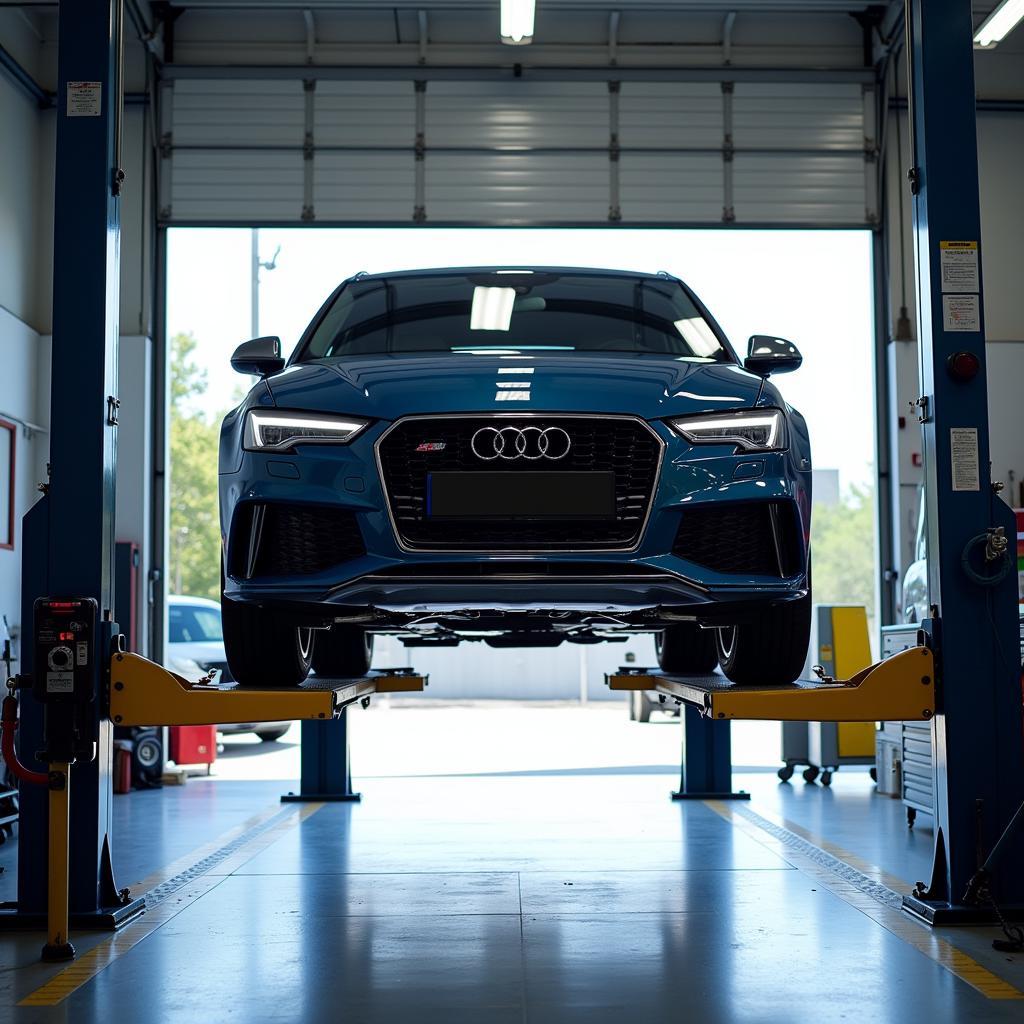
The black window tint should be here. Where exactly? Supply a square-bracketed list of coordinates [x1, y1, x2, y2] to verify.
[301, 272, 730, 361]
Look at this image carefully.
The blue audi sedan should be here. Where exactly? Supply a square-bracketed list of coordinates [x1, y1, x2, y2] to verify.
[218, 267, 812, 687]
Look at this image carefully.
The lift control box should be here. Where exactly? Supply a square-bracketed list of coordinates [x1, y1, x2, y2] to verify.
[32, 597, 99, 706]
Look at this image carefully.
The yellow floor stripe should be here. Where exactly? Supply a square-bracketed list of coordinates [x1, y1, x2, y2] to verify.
[705, 800, 1024, 1001]
[18, 802, 324, 1007]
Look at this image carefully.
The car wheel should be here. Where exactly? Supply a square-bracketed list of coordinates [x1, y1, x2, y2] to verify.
[256, 727, 290, 743]
[715, 589, 812, 686]
[311, 625, 373, 679]
[221, 596, 314, 688]
[656, 624, 718, 675]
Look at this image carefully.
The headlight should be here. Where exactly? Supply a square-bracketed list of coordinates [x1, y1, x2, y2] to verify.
[244, 410, 368, 452]
[669, 409, 787, 451]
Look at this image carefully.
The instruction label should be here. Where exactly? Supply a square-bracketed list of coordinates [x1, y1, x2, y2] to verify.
[46, 672, 74, 694]
[66, 81, 101, 117]
[942, 294, 980, 332]
[950, 427, 980, 492]
[939, 240, 979, 293]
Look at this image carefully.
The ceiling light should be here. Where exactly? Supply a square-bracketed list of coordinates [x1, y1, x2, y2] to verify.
[470, 287, 517, 331]
[974, 0, 1024, 47]
[501, 0, 535, 46]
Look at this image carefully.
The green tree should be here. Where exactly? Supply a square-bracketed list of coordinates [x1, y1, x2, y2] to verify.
[811, 481, 877, 622]
[169, 333, 223, 599]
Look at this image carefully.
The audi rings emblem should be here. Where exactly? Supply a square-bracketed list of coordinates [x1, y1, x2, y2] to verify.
[471, 425, 572, 461]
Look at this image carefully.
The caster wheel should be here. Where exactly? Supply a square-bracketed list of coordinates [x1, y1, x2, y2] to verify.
[777, 765, 795, 782]
[907, 808, 917, 829]
[802, 767, 819, 784]
[820, 771, 833, 787]
[869, 766, 877, 782]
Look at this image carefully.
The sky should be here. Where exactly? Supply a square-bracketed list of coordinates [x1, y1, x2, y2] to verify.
[167, 227, 876, 489]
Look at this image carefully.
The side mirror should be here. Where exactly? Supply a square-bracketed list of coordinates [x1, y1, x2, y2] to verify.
[231, 336, 285, 377]
[744, 335, 803, 376]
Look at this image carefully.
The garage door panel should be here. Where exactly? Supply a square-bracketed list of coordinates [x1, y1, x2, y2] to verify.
[426, 81, 609, 149]
[173, 80, 305, 147]
[733, 153, 866, 224]
[618, 83, 723, 150]
[619, 153, 722, 223]
[733, 83, 864, 151]
[314, 152, 416, 221]
[171, 150, 304, 222]
[426, 153, 608, 223]
[315, 81, 415, 147]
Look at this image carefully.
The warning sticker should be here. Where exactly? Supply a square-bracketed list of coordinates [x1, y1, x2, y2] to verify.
[46, 672, 74, 694]
[67, 81, 101, 117]
[942, 294, 980, 332]
[939, 240, 980, 293]
[950, 427, 980, 492]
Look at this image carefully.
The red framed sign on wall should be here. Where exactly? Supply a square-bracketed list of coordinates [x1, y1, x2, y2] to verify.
[0, 418, 14, 551]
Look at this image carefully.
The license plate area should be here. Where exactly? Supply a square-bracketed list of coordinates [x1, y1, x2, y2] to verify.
[427, 472, 616, 520]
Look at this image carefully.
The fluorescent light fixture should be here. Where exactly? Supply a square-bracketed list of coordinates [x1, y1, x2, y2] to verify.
[501, 0, 535, 45]
[470, 286, 516, 331]
[974, 0, 1024, 47]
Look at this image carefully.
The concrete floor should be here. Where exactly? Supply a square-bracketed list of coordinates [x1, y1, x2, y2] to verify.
[1, 708, 1022, 1021]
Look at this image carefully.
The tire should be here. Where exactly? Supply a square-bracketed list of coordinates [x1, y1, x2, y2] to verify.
[715, 590, 811, 686]
[655, 624, 718, 675]
[256, 728, 289, 743]
[221, 596, 314, 688]
[311, 625, 373, 679]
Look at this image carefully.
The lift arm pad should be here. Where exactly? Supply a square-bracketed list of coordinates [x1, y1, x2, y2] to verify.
[108, 652, 425, 727]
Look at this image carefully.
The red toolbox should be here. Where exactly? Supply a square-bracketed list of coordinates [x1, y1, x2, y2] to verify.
[169, 725, 217, 772]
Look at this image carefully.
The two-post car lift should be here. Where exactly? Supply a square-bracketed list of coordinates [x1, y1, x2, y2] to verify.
[2, 0, 1022, 967]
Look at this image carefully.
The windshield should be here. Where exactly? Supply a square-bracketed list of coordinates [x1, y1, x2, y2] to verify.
[169, 604, 223, 644]
[300, 271, 732, 361]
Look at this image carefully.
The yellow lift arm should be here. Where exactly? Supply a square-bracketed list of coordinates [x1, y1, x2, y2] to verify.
[607, 645, 935, 722]
[109, 652, 426, 728]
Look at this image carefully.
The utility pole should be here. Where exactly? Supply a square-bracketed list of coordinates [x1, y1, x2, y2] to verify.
[250, 228, 281, 339]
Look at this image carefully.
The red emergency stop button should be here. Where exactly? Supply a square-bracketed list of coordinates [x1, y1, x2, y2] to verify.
[947, 350, 980, 381]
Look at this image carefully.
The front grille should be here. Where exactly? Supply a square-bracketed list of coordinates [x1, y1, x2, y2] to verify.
[233, 503, 366, 578]
[672, 501, 802, 577]
[377, 416, 662, 551]
[372, 562, 671, 579]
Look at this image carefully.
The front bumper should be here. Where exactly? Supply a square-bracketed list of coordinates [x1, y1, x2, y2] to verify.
[220, 417, 810, 620]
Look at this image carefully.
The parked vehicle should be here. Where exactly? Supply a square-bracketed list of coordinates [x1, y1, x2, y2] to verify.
[167, 595, 290, 742]
[218, 267, 812, 687]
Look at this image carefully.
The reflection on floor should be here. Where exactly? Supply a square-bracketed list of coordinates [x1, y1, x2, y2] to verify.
[2, 765, 1022, 1022]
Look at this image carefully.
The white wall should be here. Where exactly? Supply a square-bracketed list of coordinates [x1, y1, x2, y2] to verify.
[884, 102, 1024, 590]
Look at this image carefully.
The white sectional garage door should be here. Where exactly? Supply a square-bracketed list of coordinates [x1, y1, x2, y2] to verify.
[159, 75, 875, 227]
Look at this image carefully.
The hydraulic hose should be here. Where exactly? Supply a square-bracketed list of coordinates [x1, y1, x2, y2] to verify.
[1, 693, 49, 786]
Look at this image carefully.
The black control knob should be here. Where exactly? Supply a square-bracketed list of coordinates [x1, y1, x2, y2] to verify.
[47, 646, 74, 672]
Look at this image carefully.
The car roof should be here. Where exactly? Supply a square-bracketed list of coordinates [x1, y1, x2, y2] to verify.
[168, 595, 220, 610]
[346, 266, 677, 284]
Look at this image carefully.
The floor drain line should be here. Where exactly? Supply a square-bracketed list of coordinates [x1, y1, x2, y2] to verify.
[140, 806, 297, 908]
[732, 803, 905, 911]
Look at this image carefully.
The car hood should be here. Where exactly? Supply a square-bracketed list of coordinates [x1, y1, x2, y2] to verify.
[167, 640, 226, 669]
[265, 354, 765, 420]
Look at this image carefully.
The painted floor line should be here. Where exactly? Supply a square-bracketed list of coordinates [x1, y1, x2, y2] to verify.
[705, 800, 1023, 1001]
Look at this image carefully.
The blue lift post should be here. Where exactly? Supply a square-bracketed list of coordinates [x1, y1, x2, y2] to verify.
[902, 0, 1024, 922]
[282, 713, 362, 803]
[3, 0, 144, 930]
[672, 708, 749, 801]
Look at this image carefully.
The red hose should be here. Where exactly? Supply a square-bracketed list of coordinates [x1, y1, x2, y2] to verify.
[1, 693, 49, 786]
